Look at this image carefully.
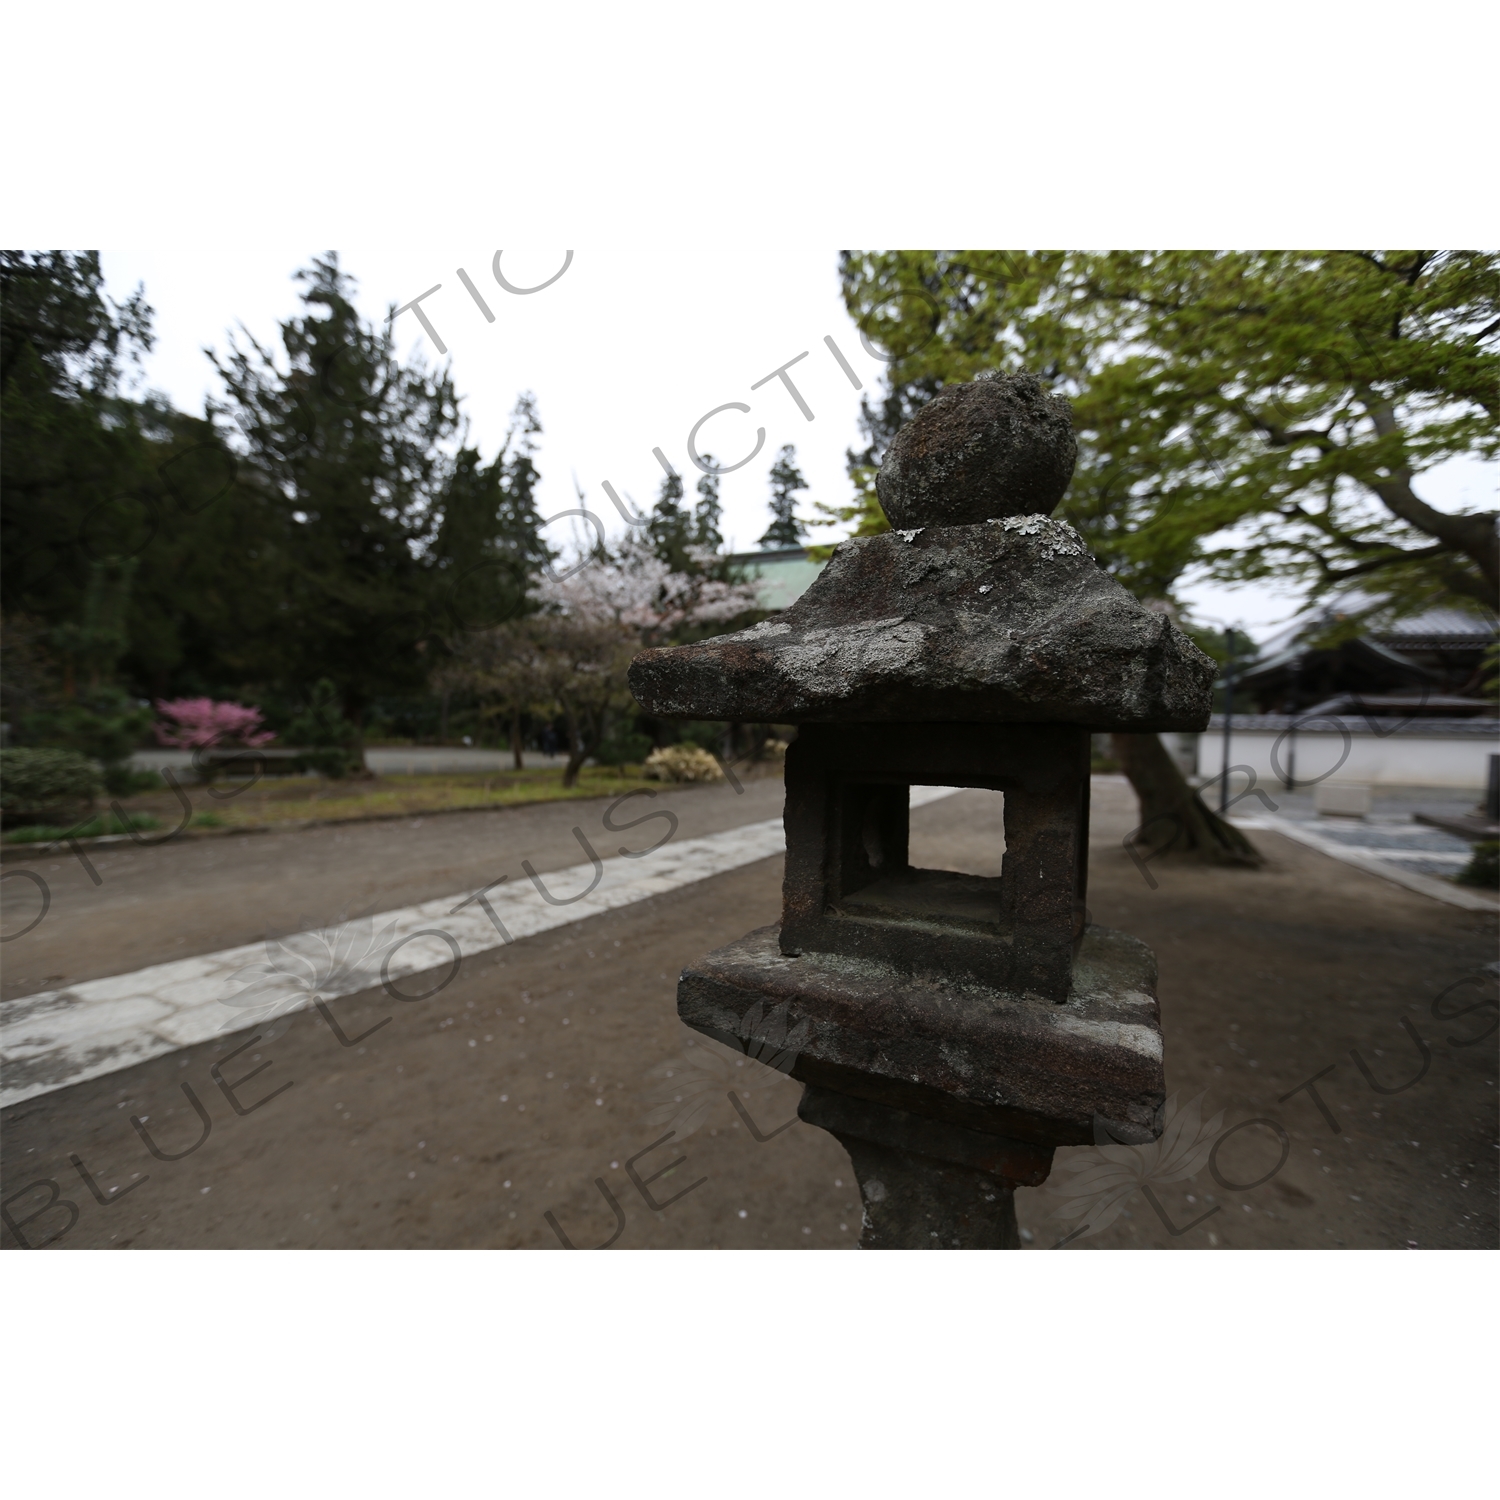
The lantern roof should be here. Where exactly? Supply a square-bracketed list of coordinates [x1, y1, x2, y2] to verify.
[630, 372, 1214, 731]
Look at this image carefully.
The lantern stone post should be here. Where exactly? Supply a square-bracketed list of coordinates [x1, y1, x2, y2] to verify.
[629, 372, 1215, 1249]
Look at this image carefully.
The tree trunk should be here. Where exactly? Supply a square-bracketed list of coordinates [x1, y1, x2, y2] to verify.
[510, 711, 524, 770]
[1367, 402, 1500, 598]
[349, 702, 370, 778]
[560, 707, 587, 789]
[1111, 732, 1261, 865]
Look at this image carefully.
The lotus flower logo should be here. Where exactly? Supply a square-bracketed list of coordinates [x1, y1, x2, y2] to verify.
[643, 1000, 811, 1142]
[1043, 1092, 1225, 1244]
[220, 913, 402, 1032]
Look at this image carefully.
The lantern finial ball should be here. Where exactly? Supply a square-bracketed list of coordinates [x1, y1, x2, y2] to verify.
[875, 371, 1077, 530]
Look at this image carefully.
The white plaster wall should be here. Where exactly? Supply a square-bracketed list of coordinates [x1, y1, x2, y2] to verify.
[1196, 728, 1498, 789]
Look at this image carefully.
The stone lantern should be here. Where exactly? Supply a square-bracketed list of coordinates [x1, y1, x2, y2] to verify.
[629, 373, 1215, 1248]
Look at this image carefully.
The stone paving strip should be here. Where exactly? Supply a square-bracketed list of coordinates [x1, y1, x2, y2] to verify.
[1231, 812, 1495, 913]
[0, 787, 962, 1109]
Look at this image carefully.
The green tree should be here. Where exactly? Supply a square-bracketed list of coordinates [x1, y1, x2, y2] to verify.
[116, 406, 294, 705]
[840, 250, 1498, 613]
[5, 252, 551, 748]
[647, 467, 694, 573]
[4, 253, 302, 719]
[2, 252, 159, 635]
[440, 622, 546, 770]
[808, 468, 889, 558]
[759, 444, 809, 549]
[210, 253, 466, 734]
[285, 678, 363, 778]
[693, 457, 724, 552]
[28, 558, 151, 790]
[0, 254, 268, 785]
[833, 251, 1500, 862]
[0, 615, 59, 729]
[450, 611, 637, 788]
[430, 393, 553, 638]
[0, 250, 153, 397]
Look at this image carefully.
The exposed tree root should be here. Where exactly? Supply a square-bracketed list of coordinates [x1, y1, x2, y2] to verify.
[1110, 732, 1263, 866]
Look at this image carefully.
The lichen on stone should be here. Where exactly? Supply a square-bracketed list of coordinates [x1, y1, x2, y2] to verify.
[991, 514, 1090, 559]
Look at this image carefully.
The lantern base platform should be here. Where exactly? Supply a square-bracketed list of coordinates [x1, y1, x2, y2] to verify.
[677, 922, 1166, 1151]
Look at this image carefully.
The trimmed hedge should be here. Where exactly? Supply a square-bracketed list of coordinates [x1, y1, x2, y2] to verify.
[0, 748, 101, 815]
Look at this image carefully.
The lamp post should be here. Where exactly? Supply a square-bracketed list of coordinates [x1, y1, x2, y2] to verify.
[1284, 654, 1302, 792]
[1218, 627, 1237, 813]
[630, 372, 1216, 1248]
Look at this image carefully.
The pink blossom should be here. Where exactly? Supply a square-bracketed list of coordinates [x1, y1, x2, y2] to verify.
[154, 698, 277, 749]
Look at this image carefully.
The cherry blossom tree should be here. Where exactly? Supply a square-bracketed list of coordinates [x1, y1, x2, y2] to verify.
[447, 535, 762, 785]
[534, 532, 760, 641]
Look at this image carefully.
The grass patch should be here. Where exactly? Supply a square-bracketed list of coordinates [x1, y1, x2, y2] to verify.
[3, 811, 164, 844]
[82, 763, 773, 837]
[167, 767, 669, 830]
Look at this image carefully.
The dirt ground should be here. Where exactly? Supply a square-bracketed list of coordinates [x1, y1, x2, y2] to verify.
[2, 778, 1495, 1251]
[0, 767, 787, 1003]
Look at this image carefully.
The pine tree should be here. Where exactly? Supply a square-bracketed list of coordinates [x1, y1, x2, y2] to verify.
[647, 467, 694, 573]
[432, 393, 551, 635]
[211, 253, 464, 730]
[1, 252, 284, 715]
[2, 252, 159, 629]
[692, 456, 724, 554]
[758, 444, 809, 549]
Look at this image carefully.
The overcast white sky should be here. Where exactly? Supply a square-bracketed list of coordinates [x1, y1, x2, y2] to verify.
[101, 247, 1496, 646]
[103, 248, 873, 555]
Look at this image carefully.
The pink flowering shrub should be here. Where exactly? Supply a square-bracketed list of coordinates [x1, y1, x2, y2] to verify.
[153, 698, 276, 749]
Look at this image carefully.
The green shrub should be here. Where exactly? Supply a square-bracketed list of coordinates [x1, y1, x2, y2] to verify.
[0, 748, 101, 816]
[103, 764, 163, 797]
[287, 680, 363, 778]
[595, 724, 653, 767]
[1456, 841, 1499, 889]
[287, 679, 356, 747]
[20, 688, 153, 777]
[676, 720, 728, 753]
[643, 745, 724, 784]
[294, 747, 364, 779]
